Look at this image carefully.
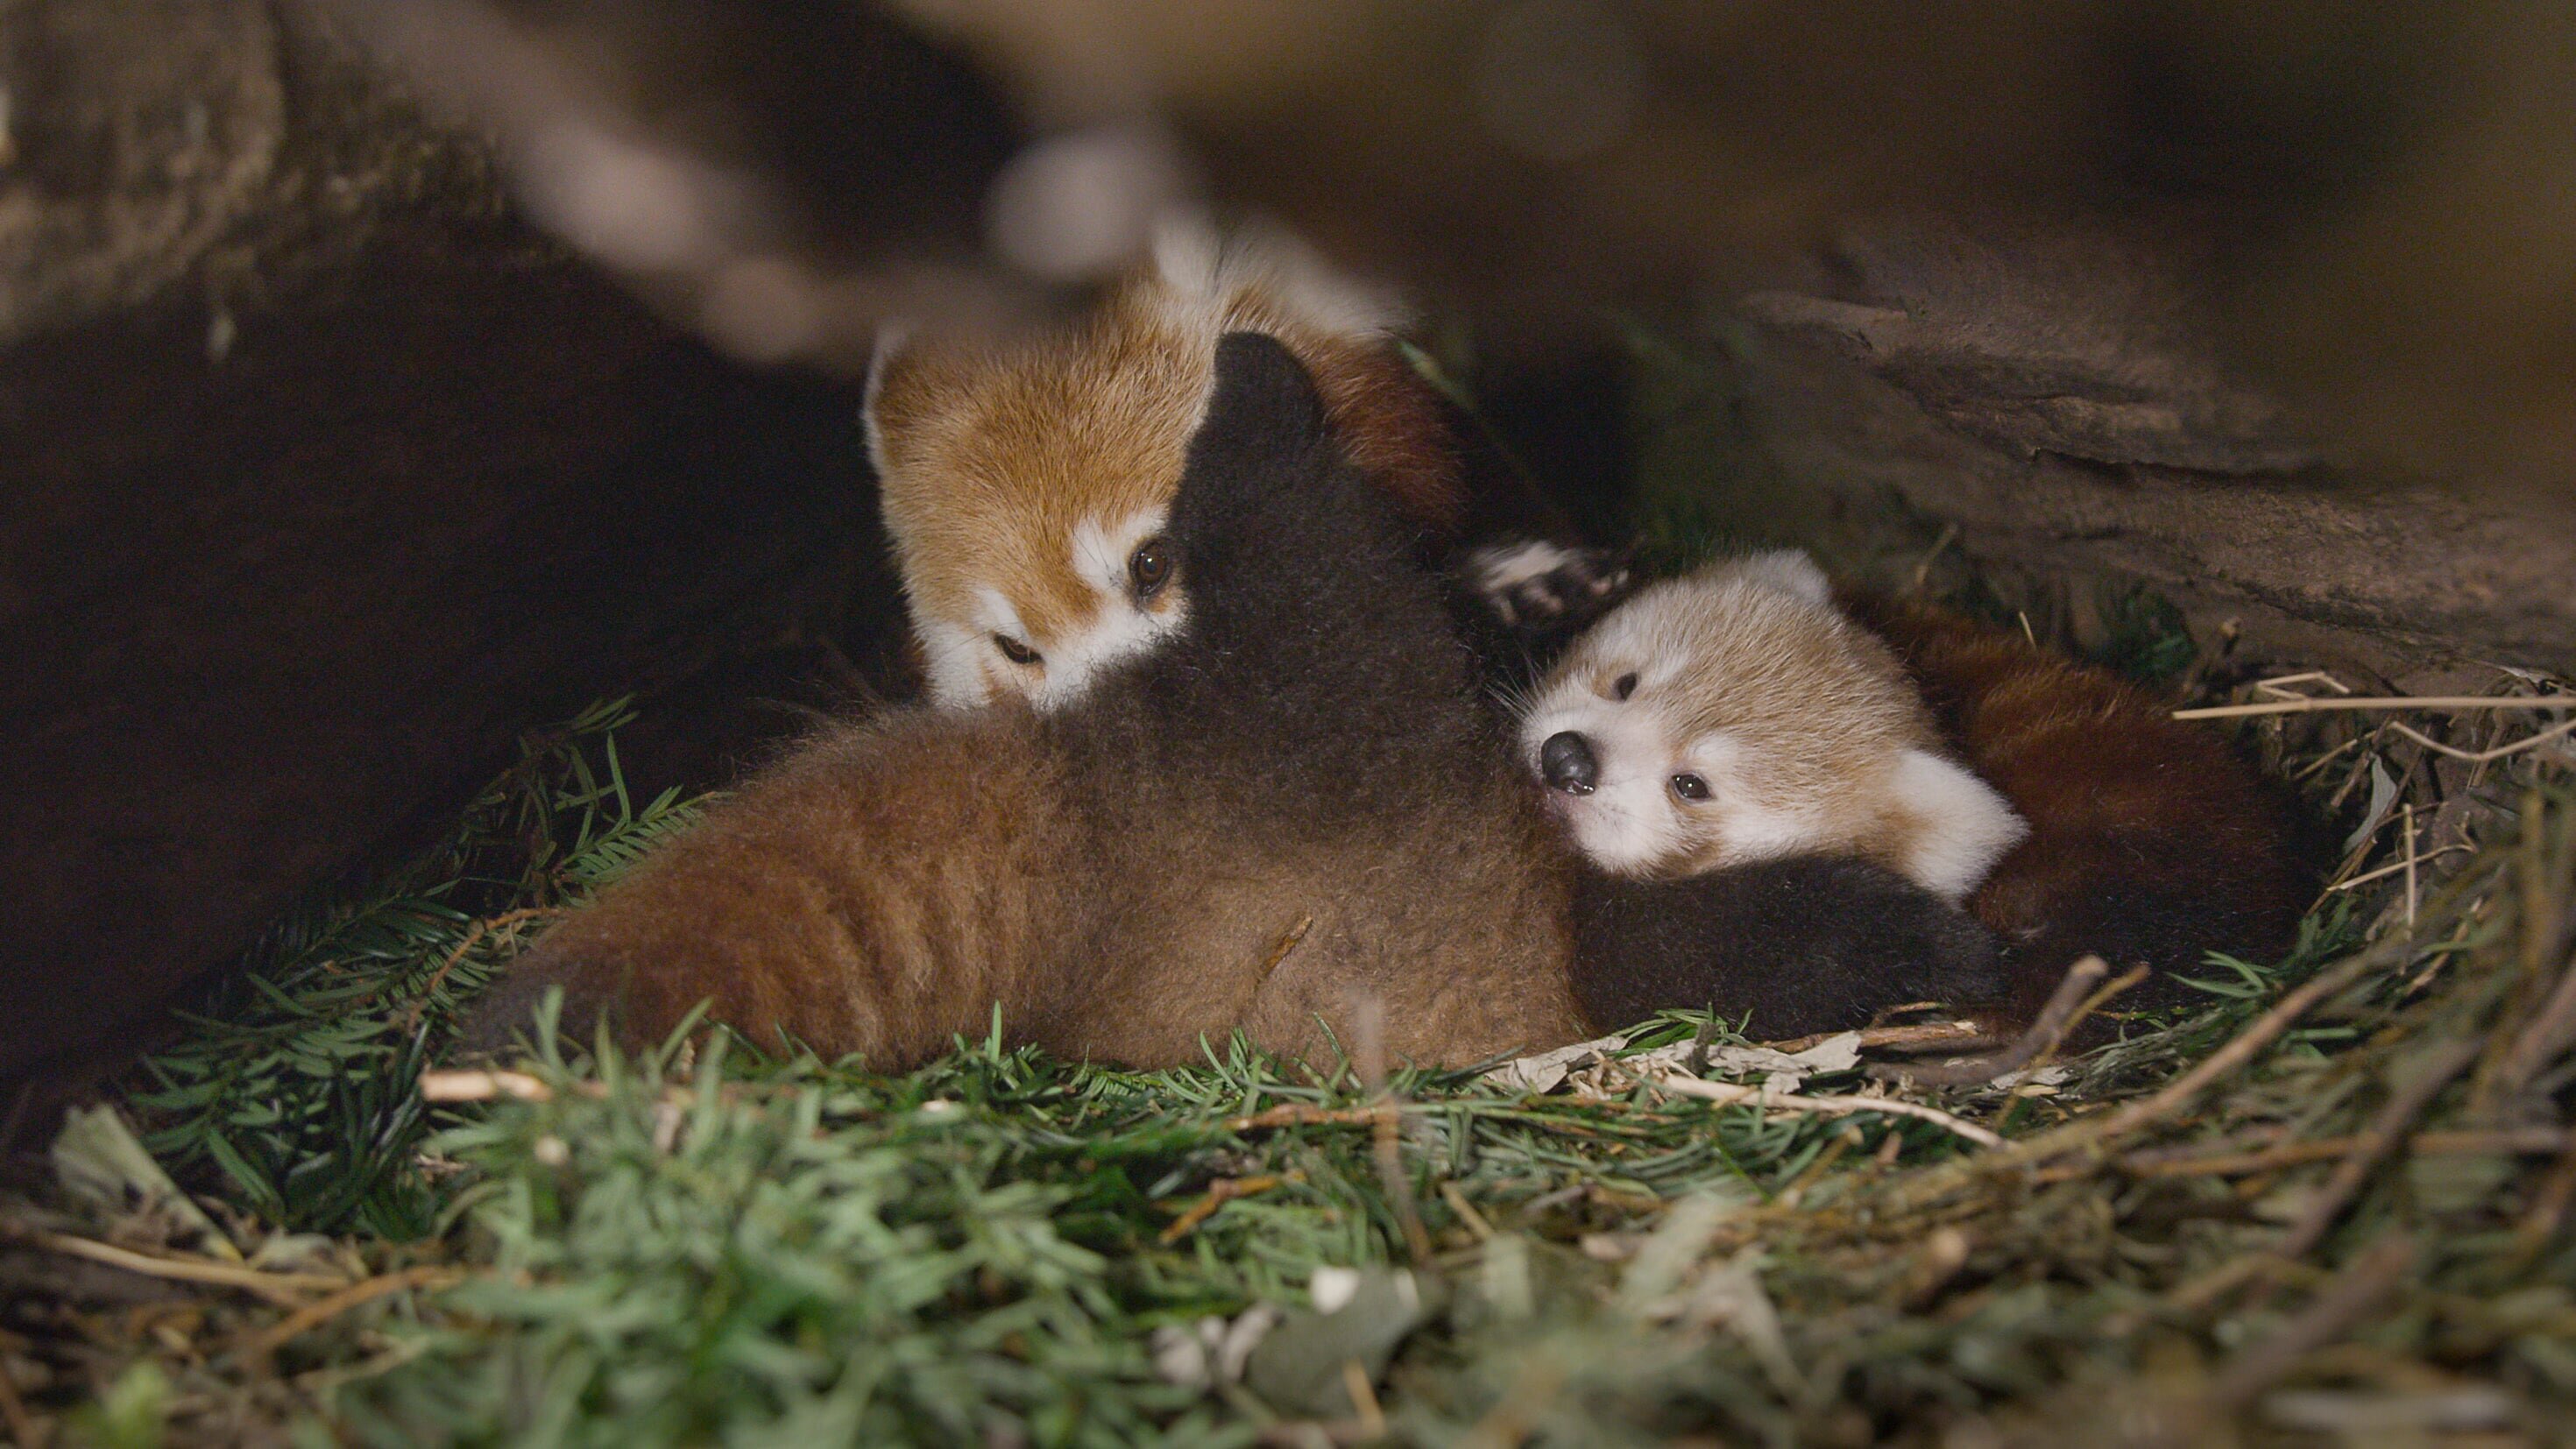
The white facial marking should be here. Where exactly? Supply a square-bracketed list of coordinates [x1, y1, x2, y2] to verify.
[1729, 548, 1833, 606]
[1888, 749, 2028, 901]
[917, 615, 999, 706]
[1012, 506, 1186, 710]
[1523, 551, 2021, 895]
[1522, 687, 1688, 873]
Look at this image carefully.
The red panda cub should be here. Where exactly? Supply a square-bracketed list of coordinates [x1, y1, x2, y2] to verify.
[1521, 551, 2028, 902]
[867, 217, 1446, 709]
[865, 216, 1609, 710]
[1843, 593, 2316, 1025]
[463, 334, 1591, 1070]
[1528, 553, 2312, 1036]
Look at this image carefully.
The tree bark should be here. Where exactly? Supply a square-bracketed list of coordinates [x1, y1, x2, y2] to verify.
[0, 4, 887, 1084]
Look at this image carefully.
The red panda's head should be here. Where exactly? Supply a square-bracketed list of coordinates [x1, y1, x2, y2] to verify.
[1519, 550, 2027, 900]
[864, 216, 1452, 710]
[868, 294, 1208, 708]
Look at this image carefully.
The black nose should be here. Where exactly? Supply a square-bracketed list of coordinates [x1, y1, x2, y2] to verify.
[1539, 732, 1598, 794]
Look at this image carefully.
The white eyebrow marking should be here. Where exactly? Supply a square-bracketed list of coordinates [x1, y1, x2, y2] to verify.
[972, 588, 1030, 640]
[1070, 506, 1171, 598]
[1031, 505, 1188, 710]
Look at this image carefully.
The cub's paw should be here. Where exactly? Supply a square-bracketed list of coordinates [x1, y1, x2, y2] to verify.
[1466, 539, 1635, 631]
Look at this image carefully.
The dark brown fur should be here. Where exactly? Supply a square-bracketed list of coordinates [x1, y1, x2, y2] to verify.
[465, 335, 1587, 1070]
[1847, 595, 2318, 1028]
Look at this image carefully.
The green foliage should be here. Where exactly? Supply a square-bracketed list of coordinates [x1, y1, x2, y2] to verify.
[323, 1002, 1985, 1445]
[122, 700, 701, 1238]
[33, 647, 2568, 1442]
[2087, 582, 2198, 684]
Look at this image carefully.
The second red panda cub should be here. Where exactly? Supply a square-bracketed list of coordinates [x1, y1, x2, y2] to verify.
[866, 218, 1469, 709]
[1521, 550, 2028, 903]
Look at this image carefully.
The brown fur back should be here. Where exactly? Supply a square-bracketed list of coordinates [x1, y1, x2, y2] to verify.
[495, 703, 1582, 1069]
[1848, 595, 2316, 1025]
[469, 334, 1582, 1071]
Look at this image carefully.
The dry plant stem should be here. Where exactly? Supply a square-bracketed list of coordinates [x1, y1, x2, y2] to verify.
[1776, 1127, 1864, 1208]
[1227, 1103, 1397, 1134]
[243, 1264, 464, 1358]
[2385, 715, 2576, 764]
[1766, 1021, 1993, 1055]
[1642, 1075, 2003, 1148]
[2274, 1035, 2484, 1262]
[2403, 802, 2419, 928]
[2486, 802, 2576, 1106]
[2253, 672, 2355, 698]
[404, 908, 559, 1033]
[3, 1226, 343, 1305]
[1439, 1180, 1496, 1241]
[2095, 944, 2393, 1142]
[1865, 958, 2127, 1086]
[2125, 1127, 2576, 1178]
[418, 1068, 554, 1103]
[1158, 1175, 1298, 1245]
[2511, 1134, 2576, 1262]
[1351, 997, 1433, 1265]
[2161, 1254, 2283, 1318]
[1377, 1105, 1433, 1265]
[2208, 1233, 2417, 1413]
[2173, 696, 2574, 721]
[1341, 1360, 1388, 1439]
[2329, 846, 2476, 894]
[2489, 946, 2576, 1107]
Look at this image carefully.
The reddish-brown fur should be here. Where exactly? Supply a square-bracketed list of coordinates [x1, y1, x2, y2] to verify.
[472, 703, 1587, 1069]
[1848, 596, 2317, 1027]
[465, 334, 1589, 1071]
[1296, 330, 1466, 533]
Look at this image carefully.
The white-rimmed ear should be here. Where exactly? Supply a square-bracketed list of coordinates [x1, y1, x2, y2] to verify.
[1730, 548, 1833, 606]
[1149, 207, 1228, 304]
[1890, 750, 2028, 901]
[860, 320, 914, 479]
[1150, 207, 1409, 338]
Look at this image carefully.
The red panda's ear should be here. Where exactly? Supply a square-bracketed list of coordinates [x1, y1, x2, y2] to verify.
[1200, 330, 1328, 461]
[860, 322, 916, 478]
[1725, 549, 1834, 606]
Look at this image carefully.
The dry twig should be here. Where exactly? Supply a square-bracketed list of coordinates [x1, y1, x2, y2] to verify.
[404, 908, 559, 1033]
[1641, 1076, 2003, 1148]
[2384, 715, 2576, 764]
[1866, 958, 2138, 1086]
[2209, 1233, 2417, 1412]
[418, 1068, 555, 1103]
[3, 1226, 343, 1306]
[2274, 1036, 2482, 1262]
[244, 1264, 465, 1358]
[2094, 944, 2392, 1142]
[2123, 1127, 2573, 1178]
[2174, 695, 2573, 721]
[1765, 1020, 1994, 1056]
[1226, 1102, 1398, 1134]
[1158, 1174, 1299, 1244]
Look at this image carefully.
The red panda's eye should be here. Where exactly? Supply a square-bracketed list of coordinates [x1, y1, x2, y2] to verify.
[993, 633, 1041, 666]
[1129, 537, 1173, 598]
[1612, 672, 1638, 701]
[1670, 774, 1710, 802]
